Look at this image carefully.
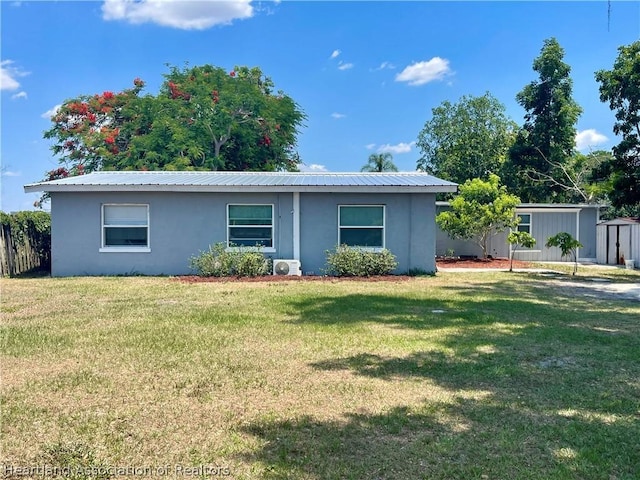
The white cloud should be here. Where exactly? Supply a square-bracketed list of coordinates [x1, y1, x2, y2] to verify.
[1, 170, 21, 177]
[11, 91, 27, 100]
[102, 0, 254, 30]
[365, 143, 376, 150]
[331, 112, 346, 119]
[372, 61, 395, 71]
[1, 60, 28, 91]
[377, 141, 415, 154]
[298, 163, 328, 172]
[395, 57, 452, 86]
[41, 104, 61, 120]
[330, 49, 341, 60]
[337, 62, 353, 71]
[575, 129, 608, 151]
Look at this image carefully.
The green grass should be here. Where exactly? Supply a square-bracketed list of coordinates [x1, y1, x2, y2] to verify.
[1, 272, 639, 479]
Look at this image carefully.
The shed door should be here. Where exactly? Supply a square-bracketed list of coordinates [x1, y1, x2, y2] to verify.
[607, 225, 632, 264]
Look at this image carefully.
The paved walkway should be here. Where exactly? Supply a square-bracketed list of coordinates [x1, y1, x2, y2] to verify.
[544, 277, 640, 302]
[437, 264, 640, 303]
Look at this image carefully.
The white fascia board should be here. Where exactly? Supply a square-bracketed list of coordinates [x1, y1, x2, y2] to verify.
[25, 184, 459, 194]
[515, 207, 582, 213]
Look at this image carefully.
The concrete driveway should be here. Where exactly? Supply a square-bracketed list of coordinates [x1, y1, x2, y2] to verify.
[543, 277, 640, 302]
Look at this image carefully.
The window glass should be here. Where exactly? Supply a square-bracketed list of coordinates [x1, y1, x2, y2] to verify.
[103, 205, 149, 247]
[340, 228, 383, 247]
[338, 206, 384, 248]
[105, 227, 148, 246]
[228, 205, 272, 226]
[228, 205, 273, 247]
[340, 206, 384, 226]
[517, 213, 531, 233]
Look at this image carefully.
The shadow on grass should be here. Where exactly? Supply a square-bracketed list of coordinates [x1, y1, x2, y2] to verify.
[240, 276, 640, 478]
[9, 268, 50, 278]
[241, 398, 639, 480]
[287, 277, 640, 412]
[279, 274, 637, 342]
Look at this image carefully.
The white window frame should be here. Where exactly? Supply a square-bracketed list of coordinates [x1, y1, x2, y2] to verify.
[511, 212, 540, 253]
[517, 213, 532, 234]
[226, 204, 276, 253]
[100, 203, 151, 253]
[338, 204, 385, 251]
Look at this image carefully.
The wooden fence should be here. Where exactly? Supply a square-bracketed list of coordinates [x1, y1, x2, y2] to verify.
[0, 223, 49, 277]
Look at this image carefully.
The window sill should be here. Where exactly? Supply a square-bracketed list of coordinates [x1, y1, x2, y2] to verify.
[225, 246, 276, 254]
[348, 247, 385, 252]
[99, 247, 151, 253]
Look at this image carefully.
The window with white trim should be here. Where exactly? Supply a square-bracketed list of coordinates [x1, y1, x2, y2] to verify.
[102, 204, 149, 250]
[517, 213, 531, 234]
[227, 204, 274, 247]
[338, 205, 385, 248]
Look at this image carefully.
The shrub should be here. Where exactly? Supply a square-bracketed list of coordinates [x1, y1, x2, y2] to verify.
[189, 243, 270, 277]
[235, 250, 271, 277]
[325, 245, 398, 277]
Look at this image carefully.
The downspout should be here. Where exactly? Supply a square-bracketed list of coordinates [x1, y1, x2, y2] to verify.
[293, 192, 300, 261]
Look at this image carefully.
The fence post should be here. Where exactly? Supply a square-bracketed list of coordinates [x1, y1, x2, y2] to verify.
[0, 224, 9, 276]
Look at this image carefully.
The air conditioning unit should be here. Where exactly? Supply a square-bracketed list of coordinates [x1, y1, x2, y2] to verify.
[273, 259, 302, 276]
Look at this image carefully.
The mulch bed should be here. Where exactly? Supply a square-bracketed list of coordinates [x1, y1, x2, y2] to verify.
[175, 258, 528, 283]
[436, 257, 531, 269]
[175, 274, 415, 283]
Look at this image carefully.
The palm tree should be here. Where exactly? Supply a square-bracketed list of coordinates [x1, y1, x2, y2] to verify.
[360, 152, 399, 172]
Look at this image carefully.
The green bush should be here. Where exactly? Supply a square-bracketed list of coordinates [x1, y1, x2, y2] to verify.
[189, 243, 271, 277]
[324, 245, 398, 277]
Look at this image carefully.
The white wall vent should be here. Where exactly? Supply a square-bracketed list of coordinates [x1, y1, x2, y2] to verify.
[273, 259, 302, 276]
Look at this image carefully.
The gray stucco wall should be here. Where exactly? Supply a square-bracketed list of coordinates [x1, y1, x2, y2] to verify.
[299, 193, 436, 275]
[50, 191, 437, 276]
[50, 191, 293, 276]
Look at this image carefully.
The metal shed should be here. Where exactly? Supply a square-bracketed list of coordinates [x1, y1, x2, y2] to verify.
[596, 217, 640, 267]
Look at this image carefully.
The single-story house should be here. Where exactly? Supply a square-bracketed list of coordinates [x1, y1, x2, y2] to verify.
[435, 202, 604, 262]
[24, 171, 458, 277]
[596, 217, 640, 267]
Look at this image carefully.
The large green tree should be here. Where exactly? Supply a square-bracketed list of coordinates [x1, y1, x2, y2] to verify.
[507, 38, 583, 202]
[360, 152, 398, 172]
[595, 41, 640, 210]
[416, 92, 517, 184]
[436, 174, 520, 259]
[43, 64, 306, 177]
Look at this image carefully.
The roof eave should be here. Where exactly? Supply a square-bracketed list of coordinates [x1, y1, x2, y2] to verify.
[24, 184, 459, 194]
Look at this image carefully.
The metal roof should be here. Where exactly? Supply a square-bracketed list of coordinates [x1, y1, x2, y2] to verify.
[598, 217, 640, 226]
[24, 171, 458, 194]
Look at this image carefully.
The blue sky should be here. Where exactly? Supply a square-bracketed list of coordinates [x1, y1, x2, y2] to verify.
[1, 1, 639, 212]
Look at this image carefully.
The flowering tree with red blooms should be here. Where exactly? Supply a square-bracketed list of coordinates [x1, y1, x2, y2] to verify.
[41, 65, 306, 204]
[155, 64, 306, 171]
[43, 78, 147, 175]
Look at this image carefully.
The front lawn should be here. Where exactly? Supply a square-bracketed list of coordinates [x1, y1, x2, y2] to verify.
[1, 272, 639, 479]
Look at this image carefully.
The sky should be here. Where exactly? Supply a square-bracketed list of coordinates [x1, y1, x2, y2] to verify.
[1, 1, 639, 212]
